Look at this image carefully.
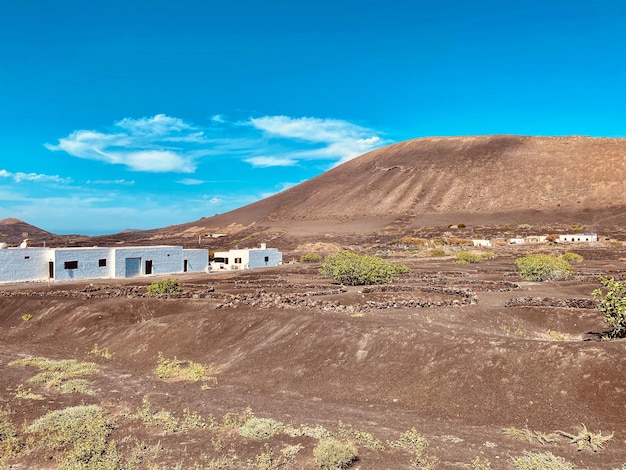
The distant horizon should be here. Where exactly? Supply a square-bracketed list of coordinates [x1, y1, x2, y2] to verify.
[2, 1, 625, 234]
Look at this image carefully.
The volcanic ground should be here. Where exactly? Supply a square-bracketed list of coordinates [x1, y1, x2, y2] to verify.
[0, 243, 625, 468]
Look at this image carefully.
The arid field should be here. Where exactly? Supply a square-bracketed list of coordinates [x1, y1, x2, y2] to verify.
[1, 241, 625, 469]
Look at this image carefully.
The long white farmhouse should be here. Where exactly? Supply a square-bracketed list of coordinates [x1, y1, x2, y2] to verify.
[210, 243, 282, 271]
[0, 244, 209, 284]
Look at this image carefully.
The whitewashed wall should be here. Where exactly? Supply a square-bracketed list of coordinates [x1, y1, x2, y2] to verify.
[0, 248, 53, 283]
[210, 248, 282, 270]
[112, 246, 183, 278]
[183, 249, 209, 273]
[53, 247, 114, 281]
[248, 248, 282, 268]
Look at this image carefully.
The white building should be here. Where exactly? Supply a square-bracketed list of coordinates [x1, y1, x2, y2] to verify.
[557, 233, 598, 243]
[472, 239, 492, 247]
[0, 245, 209, 284]
[210, 243, 282, 271]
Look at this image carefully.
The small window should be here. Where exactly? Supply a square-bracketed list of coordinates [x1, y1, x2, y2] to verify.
[99, 258, 107, 267]
[234, 258, 242, 264]
[264, 256, 269, 262]
[64, 260, 78, 269]
[24, 256, 30, 260]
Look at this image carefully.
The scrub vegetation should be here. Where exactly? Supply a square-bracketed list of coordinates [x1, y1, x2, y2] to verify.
[146, 278, 182, 295]
[593, 277, 626, 338]
[454, 251, 496, 265]
[514, 254, 573, 281]
[320, 250, 410, 285]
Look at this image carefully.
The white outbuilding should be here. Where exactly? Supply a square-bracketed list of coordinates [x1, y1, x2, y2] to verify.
[0, 244, 209, 284]
[557, 233, 598, 243]
[210, 243, 282, 271]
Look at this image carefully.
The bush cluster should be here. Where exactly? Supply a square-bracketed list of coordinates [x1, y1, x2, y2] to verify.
[454, 251, 496, 265]
[300, 252, 322, 263]
[593, 277, 626, 338]
[312, 438, 357, 469]
[26, 405, 120, 467]
[514, 254, 573, 281]
[320, 251, 410, 286]
[238, 417, 284, 440]
[147, 278, 182, 295]
[560, 252, 583, 263]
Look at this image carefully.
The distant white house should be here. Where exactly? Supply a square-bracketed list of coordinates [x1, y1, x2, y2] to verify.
[472, 239, 492, 247]
[509, 238, 525, 245]
[557, 233, 598, 243]
[0, 243, 209, 284]
[210, 243, 282, 271]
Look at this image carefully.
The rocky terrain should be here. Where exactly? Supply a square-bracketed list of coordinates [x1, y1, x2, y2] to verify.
[0, 244, 625, 468]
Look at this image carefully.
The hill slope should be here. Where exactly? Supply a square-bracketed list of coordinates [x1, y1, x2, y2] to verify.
[0, 218, 56, 246]
[185, 135, 626, 235]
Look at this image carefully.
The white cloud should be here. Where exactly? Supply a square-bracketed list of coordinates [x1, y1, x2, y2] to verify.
[178, 178, 206, 185]
[0, 169, 72, 184]
[244, 156, 298, 167]
[45, 114, 206, 173]
[247, 115, 387, 167]
[45, 113, 388, 173]
[87, 179, 135, 185]
[202, 196, 222, 204]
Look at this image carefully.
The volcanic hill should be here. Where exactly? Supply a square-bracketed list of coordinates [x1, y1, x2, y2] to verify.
[8, 135, 626, 249]
[176, 135, 626, 236]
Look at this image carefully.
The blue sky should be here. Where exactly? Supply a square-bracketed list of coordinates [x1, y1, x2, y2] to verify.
[1, 1, 625, 235]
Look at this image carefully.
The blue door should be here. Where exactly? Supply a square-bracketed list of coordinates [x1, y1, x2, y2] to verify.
[125, 257, 141, 277]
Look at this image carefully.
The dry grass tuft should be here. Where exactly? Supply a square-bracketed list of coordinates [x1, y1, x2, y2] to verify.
[9, 356, 99, 395]
[556, 423, 614, 452]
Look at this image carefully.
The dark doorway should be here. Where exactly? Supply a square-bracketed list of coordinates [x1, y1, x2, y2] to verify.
[145, 260, 153, 275]
[48, 261, 54, 279]
[183, 259, 188, 272]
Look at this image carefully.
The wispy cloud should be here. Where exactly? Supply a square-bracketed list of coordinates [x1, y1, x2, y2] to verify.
[45, 113, 388, 173]
[45, 114, 207, 173]
[248, 115, 386, 166]
[244, 156, 298, 167]
[178, 178, 206, 185]
[86, 179, 135, 185]
[0, 169, 72, 184]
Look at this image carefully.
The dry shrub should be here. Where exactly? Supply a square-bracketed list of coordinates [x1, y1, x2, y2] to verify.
[509, 451, 574, 470]
[26, 405, 121, 468]
[239, 417, 284, 440]
[313, 438, 357, 469]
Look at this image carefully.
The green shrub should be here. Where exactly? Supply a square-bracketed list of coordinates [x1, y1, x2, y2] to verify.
[154, 352, 218, 383]
[9, 356, 99, 395]
[428, 249, 447, 257]
[560, 252, 583, 263]
[300, 252, 322, 263]
[514, 254, 572, 281]
[26, 405, 120, 468]
[320, 251, 410, 285]
[0, 407, 20, 456]
[313, 438, 357, 469]
[146, 278, 182, 295]
[508, 451, 574, 470]
[454, 251, 496, 265]
[239, 417, 284, 440]
[593, 277, 626, 338]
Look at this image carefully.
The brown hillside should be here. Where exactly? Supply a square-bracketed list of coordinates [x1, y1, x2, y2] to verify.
[0, 218, 56, 246]
[186, 135, 626, 235]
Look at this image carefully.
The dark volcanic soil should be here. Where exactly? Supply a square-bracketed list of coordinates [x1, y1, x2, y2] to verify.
[1, 245, 625, 468]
